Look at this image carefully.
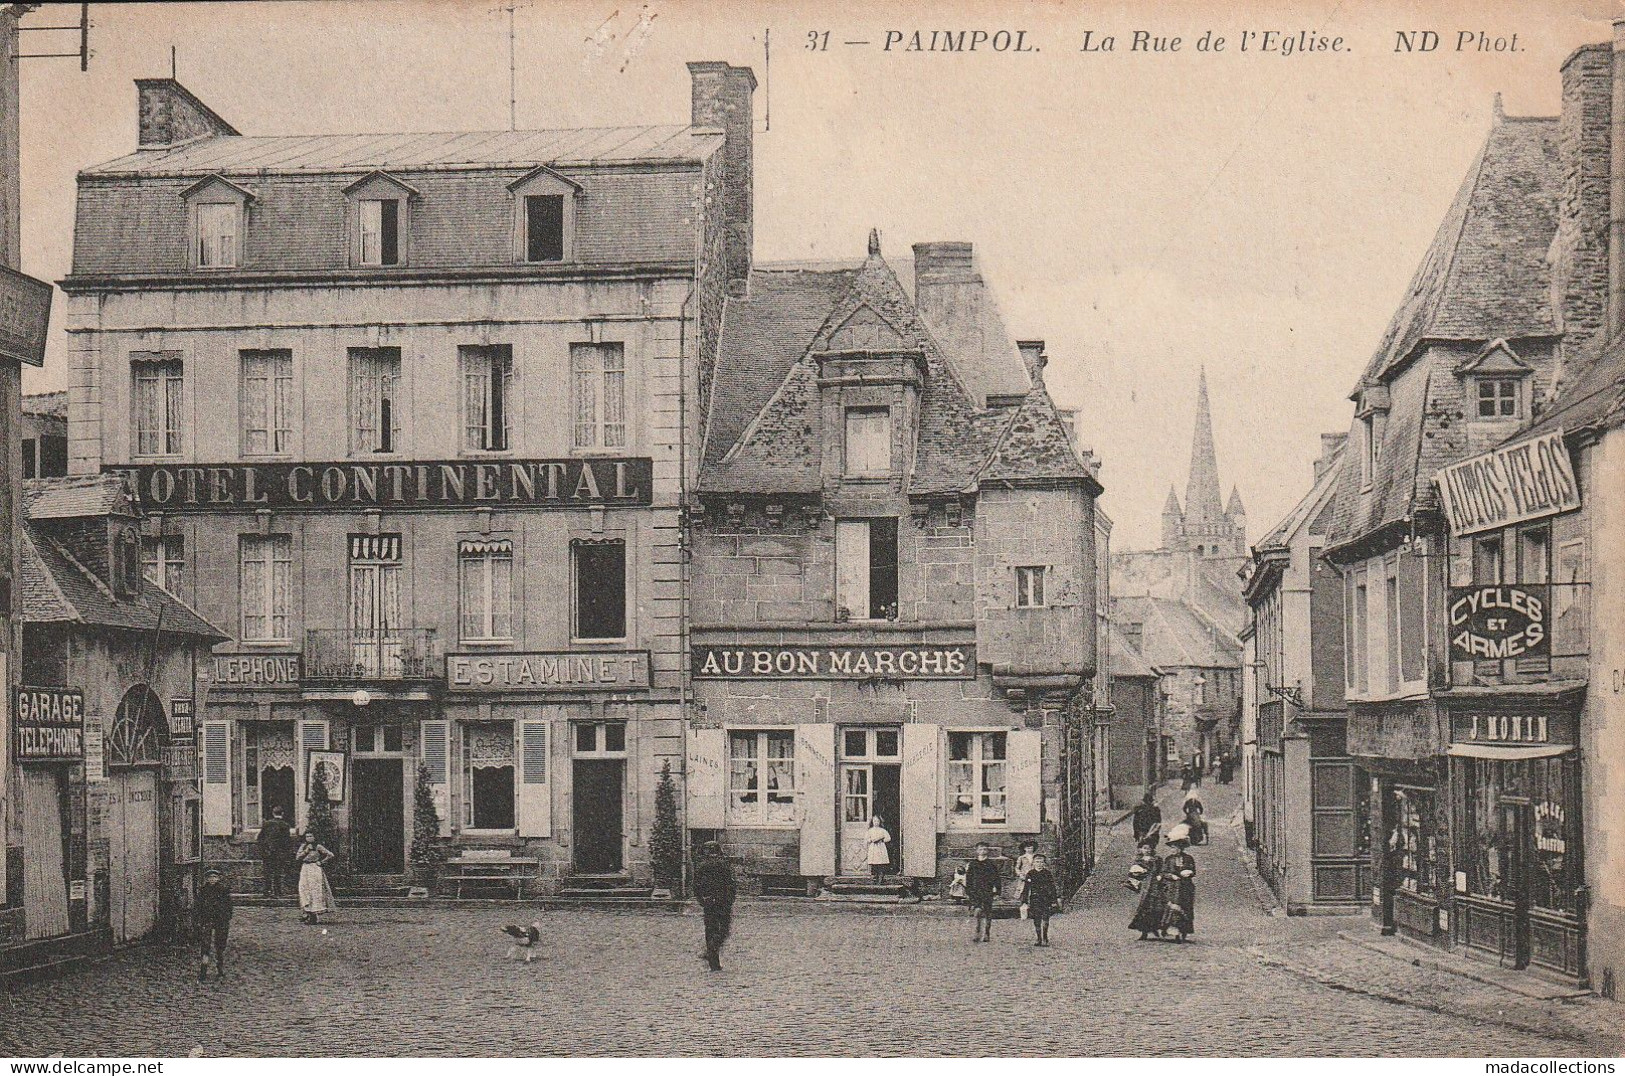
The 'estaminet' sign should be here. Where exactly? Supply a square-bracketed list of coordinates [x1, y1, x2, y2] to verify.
[1434, 430, 1579, 538]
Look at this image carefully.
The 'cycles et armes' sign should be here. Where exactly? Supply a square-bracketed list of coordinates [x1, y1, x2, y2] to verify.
[1434, 430, 1579, 538]
[1448, 585, 1549, 660]
[692, 644, 976, 680]
[15, 686, 86, 761]
[109, 458, 652, 512]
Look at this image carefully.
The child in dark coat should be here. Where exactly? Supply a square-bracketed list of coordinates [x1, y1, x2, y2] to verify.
[196, 869, 233, 981]
[964, 842, 1002, 943]
[1020, 852, 1060, 946]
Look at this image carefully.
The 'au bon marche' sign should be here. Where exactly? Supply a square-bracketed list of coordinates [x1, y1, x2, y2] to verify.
[1448, 585, 1549, 661]
[1435, 430, 1580, 538]
[15, 686, 86, 761]
[693, 644, 976, 680]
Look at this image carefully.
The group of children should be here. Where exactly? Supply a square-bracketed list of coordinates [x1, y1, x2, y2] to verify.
[948, 839, 1060, 946]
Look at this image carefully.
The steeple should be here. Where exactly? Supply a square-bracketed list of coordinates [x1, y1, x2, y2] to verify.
[1183, 368, 1224, 527]
[1226, 485, 1245, 517]
[1161, 486, 1183, 551]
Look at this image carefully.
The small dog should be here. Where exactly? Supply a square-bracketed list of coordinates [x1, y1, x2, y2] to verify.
[501, 921, 543, 963]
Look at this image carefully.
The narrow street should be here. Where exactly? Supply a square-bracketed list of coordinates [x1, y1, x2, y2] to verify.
[0, 783, 1585, 1057]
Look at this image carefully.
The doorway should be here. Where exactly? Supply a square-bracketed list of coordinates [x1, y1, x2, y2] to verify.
[21, 769, 70, 940]
[108, 769, 159, 943]
[838, 727, 901, 876]
[573, 760, 625, 873]
[351, 758, 405, 874]
[1500, 800, 1533, 969]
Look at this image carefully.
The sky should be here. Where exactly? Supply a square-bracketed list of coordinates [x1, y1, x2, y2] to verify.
[13, 0, 1616, 548]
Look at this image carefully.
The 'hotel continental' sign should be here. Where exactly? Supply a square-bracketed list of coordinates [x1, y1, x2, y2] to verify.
[110, 458, 653, 512]
[447, 652, 652, 692]
[1434, 430, 1580, 538]
[693, 644, 977, 680]
[15, 687, 86, 761]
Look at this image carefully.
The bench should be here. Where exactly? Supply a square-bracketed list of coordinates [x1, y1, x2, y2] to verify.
[443, 852, 539, 900]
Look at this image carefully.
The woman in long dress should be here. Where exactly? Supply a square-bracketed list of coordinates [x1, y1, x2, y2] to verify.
[866, 814, 893, 882]
[1161, 825, 1197, 941]
[1127, 840, 1170, 940]
[295, 832, 337, 924]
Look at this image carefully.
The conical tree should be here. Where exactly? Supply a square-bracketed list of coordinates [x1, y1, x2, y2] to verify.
[650, 760, 683, 894]
[410, 762, 445, 873]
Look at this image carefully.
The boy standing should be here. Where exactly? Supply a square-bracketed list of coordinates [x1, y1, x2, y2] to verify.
[196, 868, 233, 981]
[1021, 852, 1060, 947]
[964, 842, 1002, 943]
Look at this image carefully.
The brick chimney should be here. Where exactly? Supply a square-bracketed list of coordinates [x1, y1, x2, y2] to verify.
[1548, 43, 1612, 367]
[1314, 432, 1348, 482]
[688, 62, 755, 292]
[1015, 340, 1047, 386]
[136, 78, 238, 149]
[914, 242, 988, 403]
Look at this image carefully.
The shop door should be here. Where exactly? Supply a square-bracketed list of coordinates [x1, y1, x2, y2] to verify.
[840, 763, 872, 873]
[573, 760, 624, 873]
[22, 769, 70, 940]
[108, 769, 159, 943]
[1501, 801, 1532, 969]
[838, 728, 901, 875]
[351, 758, 406, 874]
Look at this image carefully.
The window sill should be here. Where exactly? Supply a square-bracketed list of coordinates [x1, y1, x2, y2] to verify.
[460, 828, 518, 838]
[461, 449, 517, 458]
[237, 639, 297, 649]
[459, 638, 517, 648]
[571, 637, 630, 647]
[570, 447, 633, 457]
[723, 821, 800, 830]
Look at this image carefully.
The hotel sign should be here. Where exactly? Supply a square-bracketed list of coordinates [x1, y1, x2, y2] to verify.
[110, 458, 653, 512]
[692, 644, 977, 680]
[209, 653, 302, 689]
[447, 651, 652, 692]
[1447, 585, 1549, 660]
[0, 265, 52, 367]
[1435, 430, 1580, 538]
[15, 687, 86, 761]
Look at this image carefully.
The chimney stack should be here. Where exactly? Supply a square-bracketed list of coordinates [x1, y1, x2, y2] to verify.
[136, 78, 238, 148]
[1315, 432, 1348, 481]
[1016, 340, 1047, 386]
[688, 62, 756, 293]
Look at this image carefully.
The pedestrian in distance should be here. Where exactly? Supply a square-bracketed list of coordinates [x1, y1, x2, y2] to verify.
[1183, 790, 1207, 846]
[866, 813, 893, 882]
[256, 805, 294, 898]
[1179, 762, 1194, 793]
[693, 840, 736, 971]
[1219, 752, 1234, 785]
[1127, 840, 1170, 940]
[1160, 824, 1198, 942]
[294, 831, 336, 925]
[964, 841, 1002, 942]
[1131, 790, 1162, 846]
[1020, 852, 1059, 947]
[195, 868, 233, 981]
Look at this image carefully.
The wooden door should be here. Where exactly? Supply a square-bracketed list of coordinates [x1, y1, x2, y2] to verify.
[572, 759, 624, 873]
[109, 770, 159, 943]
[839, 763, 872, 874]
[22, 769, 70, 940]
[351, 758, 406, 873]
[1502, 800, 1532, 969]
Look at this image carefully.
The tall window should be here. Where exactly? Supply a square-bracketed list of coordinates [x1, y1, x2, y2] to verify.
[524, 195, 565, 262]
[240, 350, 293, 456]
[357, 199, 401, 266]
[835, 518, 899, 621]
[947, 732, 1007, 827]
[463, 722, 516, 830]
[462, 345, 514, 452]
[1474, 535, 1504, 583]
[1360, 412, 1383, 486]
[572, 539, 626, 641]
[242, 722, 296, 828]
[132, 355, 184, 457]
[1518, 524, 1550, 584]
[240, 535, 292, 642]
[571, 343, 627, 449]
[728, 731, 796, 825]
[844, 407, 892, 475]
[1349, 571, 1369, 694]
[140, 535, 185, 595]
[459, 539, 514, 642]
[349, 347, 401, 454]
[196, 202, 239, 268]
[1476, 378, 1520, 419]
[1015, 566, 1047, 608]
[1384, 570, 1400, 694]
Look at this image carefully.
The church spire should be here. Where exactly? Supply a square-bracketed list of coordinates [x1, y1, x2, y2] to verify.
[1183, 368, 1224, 526]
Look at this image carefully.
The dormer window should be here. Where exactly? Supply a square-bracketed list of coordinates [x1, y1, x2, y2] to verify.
[508, 166, 579, 264]
[1476, 378, 1520, 419]
[525, 197, 564, 262]
[1458, 340, 1532, 424]
[844, 406, 892, 476]
[182, 175, 254, 270]
[344, 171, 417, 268]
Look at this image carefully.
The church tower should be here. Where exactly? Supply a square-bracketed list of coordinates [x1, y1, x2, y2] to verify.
[1164, 369, 1245, 558]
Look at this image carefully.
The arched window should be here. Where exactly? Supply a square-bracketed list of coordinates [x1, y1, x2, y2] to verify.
[109, 686, 167, 768]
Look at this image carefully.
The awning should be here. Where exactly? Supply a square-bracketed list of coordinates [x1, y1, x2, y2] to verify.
[1446, 743, 1573, 760]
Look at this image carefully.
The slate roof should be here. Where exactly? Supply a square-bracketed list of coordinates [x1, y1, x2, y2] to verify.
[25, 474, 130, 519]
[83, 126, 725, 178]
[21, 526, 223, 640]
[1511, 336, 1625, 446]
[1115, 595, 1241, 670]
[1256, 448, 1345, 553]
[976, 381, 1094, 486]
[1108, 622, 1159, 679]
[22, 390, 67, 419]
[1357, 117, 1560, 389]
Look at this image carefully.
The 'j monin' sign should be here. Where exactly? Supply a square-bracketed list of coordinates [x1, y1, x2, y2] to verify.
[1434, 430, 1579, 538]
[692, 644, 976, 680]
[109, 458, 652, 511]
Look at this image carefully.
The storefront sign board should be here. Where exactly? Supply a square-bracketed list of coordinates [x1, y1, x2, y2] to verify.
[15, 687, 86, 761]
[209, 653, 302, 688]
[447, 651, 652, 692]
[692, 644, 976, 680]
[1447, 585, 1549, 660]
[1435, 430, 1580, 537]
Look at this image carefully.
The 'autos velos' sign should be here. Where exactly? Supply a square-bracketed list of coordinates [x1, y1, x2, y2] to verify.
[1434, 430, 1580, 538]
[1447, 585, 1549, 661]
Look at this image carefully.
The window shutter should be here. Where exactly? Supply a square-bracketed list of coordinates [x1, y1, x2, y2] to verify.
[420, 719, 451, 836]
[516, 719, 551, 837]
[296, 719, 330, 830]
[685, 728, 726, 830]
[795, 723, 837, 877]
[900, 724, 941, 878]
[1006, 729, 1043, 832]
[835, 522, 870, 619]
[201, 721, 233, 836]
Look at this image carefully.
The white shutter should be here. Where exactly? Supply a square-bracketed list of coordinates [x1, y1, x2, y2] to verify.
[516, 719, 551, 837]
[686, 728, 726, 830]
[796, 723, 837, 877]
[1006, 729, 1043, 832]
[420, 719, 451, 836]
[296, 719, 330, 830]
[901, 724, 940, 878]
[201, 721, 233, 836]
[835, 521, 870, 619]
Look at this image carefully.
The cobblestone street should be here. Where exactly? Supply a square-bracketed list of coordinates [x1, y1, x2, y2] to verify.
[0, 786, 1598, 1057]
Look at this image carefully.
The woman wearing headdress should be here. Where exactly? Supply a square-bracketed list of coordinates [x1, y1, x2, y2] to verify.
[1127, 838, 1170, 940]
[1160, 824, 1198, 941]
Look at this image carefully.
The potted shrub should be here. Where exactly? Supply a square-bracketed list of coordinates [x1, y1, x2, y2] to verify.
[650, 760, 682, 899]
[409, 762, 446, 888]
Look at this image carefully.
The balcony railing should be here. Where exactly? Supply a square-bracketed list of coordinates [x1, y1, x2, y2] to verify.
[304, 628, 439, 682]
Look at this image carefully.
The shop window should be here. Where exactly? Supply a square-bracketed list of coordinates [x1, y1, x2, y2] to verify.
[947, 731, 1007, 827]
[835, 518, 899, 621]
[463, 722, 515, 831]
[140, 535, 185, 596]
[459, 539, 514, 642]
[1389, 787, 1438, 897]
[1015, 566, 1047, 608]
[572, 539, 626, 641]
[843, 407, 892, 476]
[132, 354, 184, 457]
[240, 534, 293, 642]
[461, 344, 514, 452]
[240, 350, 294, 457]
[243, 722, 296, 828]
[349, 347, 401, 454]
[571, 343, 627, 450]
[728, 730, 796, 825]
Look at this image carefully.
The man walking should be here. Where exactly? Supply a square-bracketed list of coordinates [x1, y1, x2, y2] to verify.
[1131, 790, 1162, 846]
[693, 840, 736, 972]
[196, 868, 233, 981]
[965, 841, 1002, 943]
[256, 805, 294, 897]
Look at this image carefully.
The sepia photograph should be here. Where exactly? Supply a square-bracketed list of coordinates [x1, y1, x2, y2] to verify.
[0, 0, 1621, 1063]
